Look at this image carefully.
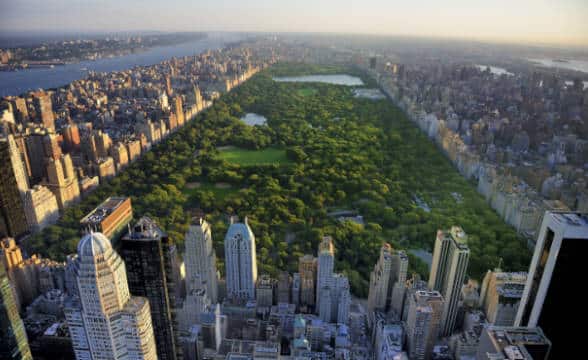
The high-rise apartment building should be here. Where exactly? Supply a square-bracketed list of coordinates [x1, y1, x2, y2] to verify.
[315, 238, 350, 324]
[32, 92, 55, 130]
[0, 137, 28, 239]
[367, 244, 393, 315]
[277, 271, 291, 304]
[256, 274, 274, 308]
[126, 139, 142, 162]
[45, 154, 80, 210]
[515, 211, 588, 359]
[111, 142, 129, 171]
[224, 216, 257, 301]
[121, 217, 179, 360]
[0, 264, 32, 360]
[193, 85, 204, 111]
[9, 97, 29, 125]
[23, 185, 59, 231]
[184, 218, 219, 303]
[179, 285, 211, 334]
[298, 255, 316, 309]
[291, 273, 301, 307]
[5, 135, 29, 196]
[42, 133, 62, 160]
[405, 290, 444, 360]
[429, 226, 470, 336]
[316, 236, 334, 309]
[62, 123, 81, 152]
[96, 156, 116, 180]
[64, 232, 157, 360]
[173, 95, 185, 126]
[479, 270, 527, 327]
[367, 243, 409, 321]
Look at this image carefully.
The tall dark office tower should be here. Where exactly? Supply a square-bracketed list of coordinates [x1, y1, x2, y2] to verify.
[121, 217, 178, 360]
[0, 263, 32, 360]
[428, 226, 469, 337]
[515, 211, 588, 359]
[24, 130, 50, 183]
[0, 138, 27, 239]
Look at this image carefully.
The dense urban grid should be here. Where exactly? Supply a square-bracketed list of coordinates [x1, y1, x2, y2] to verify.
[0, 34, 586, 360]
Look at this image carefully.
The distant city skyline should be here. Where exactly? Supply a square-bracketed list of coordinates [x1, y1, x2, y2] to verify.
[1, 0, 588, 47]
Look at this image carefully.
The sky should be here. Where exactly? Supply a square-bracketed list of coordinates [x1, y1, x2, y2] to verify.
[1, 0, 588, 47]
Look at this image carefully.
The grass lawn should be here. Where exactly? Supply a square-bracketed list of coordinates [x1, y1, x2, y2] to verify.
[297, 88, 318, 97]
[218, 146, 291, 166]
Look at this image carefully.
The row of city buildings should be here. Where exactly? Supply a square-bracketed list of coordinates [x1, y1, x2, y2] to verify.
[0, 41, 275, 241]
[364, 60, 588, 247]
[365, 210, 586, 360]
[2, 188, 584, 360]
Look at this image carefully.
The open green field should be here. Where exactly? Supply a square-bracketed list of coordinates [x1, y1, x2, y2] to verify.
[297, 88, 318, 97]
[218, 146, 290, 166]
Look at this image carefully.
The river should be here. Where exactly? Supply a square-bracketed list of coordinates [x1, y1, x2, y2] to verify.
[0, 32, 243, 97]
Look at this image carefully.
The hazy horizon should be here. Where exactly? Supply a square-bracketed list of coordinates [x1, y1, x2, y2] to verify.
[1, 0, 588, 48]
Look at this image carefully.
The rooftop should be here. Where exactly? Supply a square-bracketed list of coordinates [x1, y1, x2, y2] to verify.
[80, 196, 130, 225]
[124, 216, 166, 241]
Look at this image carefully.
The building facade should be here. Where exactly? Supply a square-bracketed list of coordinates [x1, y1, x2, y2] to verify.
[23, 185, 59, 231]
[515, 211, 588, 359]
[0, 137, 28, 239]
[120, 217, 179, 360]
[0, 263, 32, 360]
[224, 217, 257, 301]
[64, 232, 157, 360]
[184, 218, 219, 303]
[429, 226, 470, 336]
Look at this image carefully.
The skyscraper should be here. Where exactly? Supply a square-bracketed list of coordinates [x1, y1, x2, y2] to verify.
[173, 95, 185, 127]
[193, 85, 204, 112]
[389, 250, 409, 318]
[22, 185, 59, 232]
[0, 263, 32, 360]
[277, 271, 291, 304]
[42, 133, 62, 160]
[0, 137, 28, 239]
[64, 232, 157, 360]
[367, 243, 409, 322]
[184, 218, 219, 303]
[405, 290, 444, 360]
[32, 92, 55, 130]
[479, 270, 527, 327]
[121, 217, 179, 360]
[428, 226, 470, 336]
[367, 244, 393, 315]
[515, 211, 588, 359]
[45, 154, 80, 210]
[224, 216, 257, 301]
[24, 130, 48, 183]
[316, 236, 334, 309]
[9, 97, 29, 125]
[298, 255, 316, 310]
[62, 123, 81, 152]
[315, 237, 350, 324]
[179, 284, 211, 333]
[256, 274, 274, 308]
